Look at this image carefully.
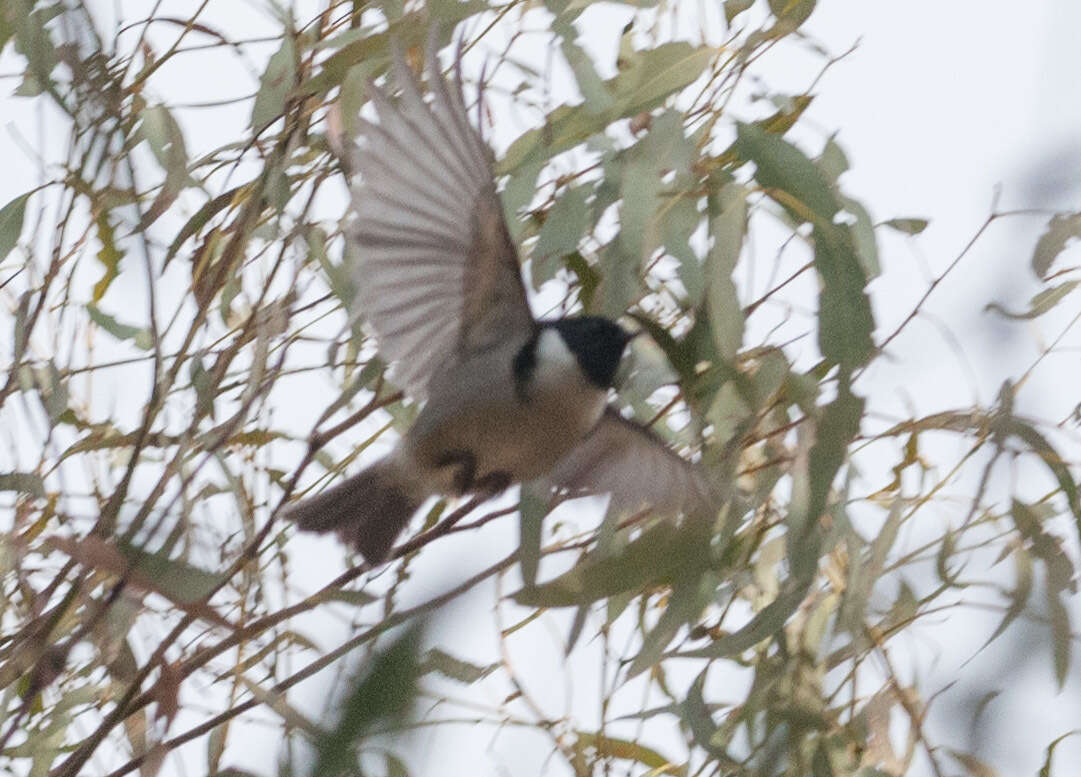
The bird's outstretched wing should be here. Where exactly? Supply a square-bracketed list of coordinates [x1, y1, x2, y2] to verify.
[344, 31, 535, 400]
[547, 408, 711, 516]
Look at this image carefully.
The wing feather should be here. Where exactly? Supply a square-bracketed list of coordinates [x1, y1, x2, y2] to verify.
[344, 31, 534, 399]
[548, 408, 711, 516]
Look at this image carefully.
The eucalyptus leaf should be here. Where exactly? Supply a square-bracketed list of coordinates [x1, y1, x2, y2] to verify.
[115, 539, 225, 604]
[804, 383, 864, 543]
[882, 217, 929, 235]
[513, 521, 708, 607]
[0, 192, 29, 261]
[769, 0, 816, 28]
[817, 136, 849, 182]
[0, 471, 45, 498]
[734, 122, 838, 222]
[518, 481, 548, 587]
[163, 185, 241, 267]
[1032, 212, 1081, 279]
[499, 43, 714, 173]
[1048, 587, 1072, 689]
[137, 103, 190, 225]
[87, 304, 153, 350]
[998, 420, 1081, 540]
[841, 195, 880, 278]
[619, 111, 694, 268]
[626, 574, 713, 678]
[814, 224, 874, 367]
[559, 34, 615, 114]
[664, 195, 705, 304]
[419, 647, 497, 685]
[707, 184, 747, 361]
[724, 0, 754, 24]
[252, 34, 298, 132]
[534, 184, 591, 260]
[92, 212, 124, 302]
[985, 281, 1081, 320]
[502, 158, 544, 241]
[310, 627, 421, 777]
[574, 731, 686, 775]
[139, 103, 188, 173]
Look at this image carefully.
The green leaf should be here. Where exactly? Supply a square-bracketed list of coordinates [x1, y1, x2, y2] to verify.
[419, 647, 497, 685]
[574, 731, 686, 776]
[882, 217, 929, 235]
[189, 354, 216, 420]
[299, 31, 388, 97]
[664, 195, 705, 304]
[734, 125, 874, 366]
[787, 382, 864, 581]
[681, 669, 721, 756]
[999, 420, 1081, 540]
[0, 193, 29, 261]
[816, 136, 849, 181]
[252, 33, 298, 132]
[11, 1, 60, 96]
[948, 750, 1000, 777]
[707, 184, 746, 361]
[31, 361, 67, 423]
[316, 588, 379, 607]
[724, 0, 754, 24]
[596, 241, 639, 318]
[807, 384, 863, 526]
[619, 110, 694, 269]
[682, 582, 806, 660]
[87, 304, 152, 350]
[935, 527, 960, 586]
[385, 753, 411, 777]
[842, 196, 880, 278]
[1047, 588, 1072, 689]
[534, 184, 591, 260]
[310, 626, 421, 777]
[559, 33, 615, 114]
[499, 42, 715, 174]
[513, 521, 708, 607]
[734, 121, 839, 221]
[838, 502, 901, 634]
[626, 575, 712, 678]
[116, 539, 224, 604]
[163, 185, 241, 267]
[0, 7, 14, 53]
[139, 103, 188, 173]
[137, 103, 189, 226]
[91, 212, 125, 302]
[1038, 731, 1081, 777]
[769, 0, 817, 28]
[814, 224, 875, 367]
[0, 471, 45, 498]
[612, 42, 715, 114]
[518, 481, 548, 587]
[1032, 212, 1081, 279]
[985, 281, 1081, 320]
[502, 158, 544, 241]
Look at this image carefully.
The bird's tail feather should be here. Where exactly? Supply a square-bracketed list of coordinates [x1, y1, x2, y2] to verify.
[284, 458, 424, 563]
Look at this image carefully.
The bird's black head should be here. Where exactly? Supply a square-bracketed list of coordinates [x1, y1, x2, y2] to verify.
[549, 316, 634, 389]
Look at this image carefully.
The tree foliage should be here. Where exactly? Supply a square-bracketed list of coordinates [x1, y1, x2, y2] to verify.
[0, 2, 1079, 776]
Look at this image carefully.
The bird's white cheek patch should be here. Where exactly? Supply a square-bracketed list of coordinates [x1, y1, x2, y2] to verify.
[534, 328, 608, 428]
[534, 328, 583, 387]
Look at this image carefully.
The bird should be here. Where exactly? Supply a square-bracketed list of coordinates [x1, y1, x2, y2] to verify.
[284, 31, 709, 564]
